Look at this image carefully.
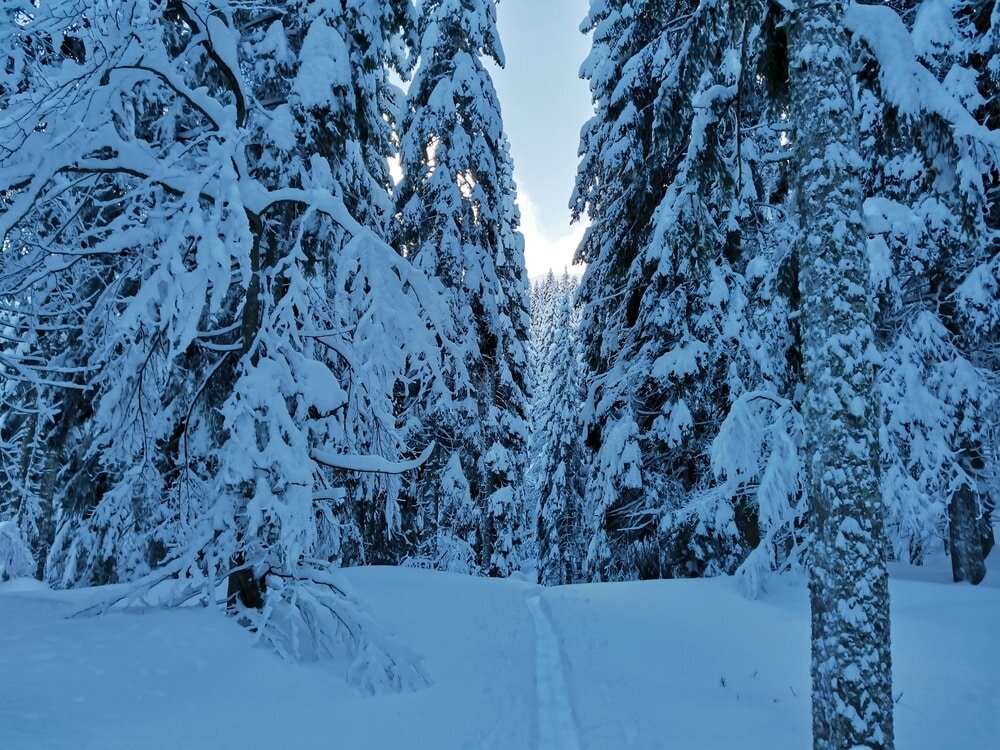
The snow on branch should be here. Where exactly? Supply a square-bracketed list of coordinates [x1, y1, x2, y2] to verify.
[0, 521, 35, 581]
[845, 3, 1000, 152]
[313, 442, 435, 475]
[710, 391, 805, 598]
[252, 565, 430, 695]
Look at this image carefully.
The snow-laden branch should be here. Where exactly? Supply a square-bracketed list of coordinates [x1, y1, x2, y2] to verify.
[846, 3, 1000, 151]
[0, 522, 34, 580]
[313, 442, 435, 475]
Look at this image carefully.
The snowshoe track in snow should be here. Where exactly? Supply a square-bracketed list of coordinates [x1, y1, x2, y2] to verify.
[527, 594, 581, 750]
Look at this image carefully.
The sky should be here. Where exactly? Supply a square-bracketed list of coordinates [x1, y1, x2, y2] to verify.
[486, 0, 594, 278]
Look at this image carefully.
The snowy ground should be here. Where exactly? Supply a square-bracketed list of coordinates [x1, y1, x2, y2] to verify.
[2, 557, 998, 749]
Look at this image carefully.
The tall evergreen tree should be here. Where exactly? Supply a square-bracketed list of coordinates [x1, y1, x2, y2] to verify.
[311, 0, 429, 567]
[571, 0, 671, 581]
[573, 0, 799, 585]
[396, 0, 531, 577]
[0, 0, 440, 690]
[526, 269, 579, 562]
[523, 270, 557, 564]
[528, 271, 560, 391]
[624, 0, 799, 586]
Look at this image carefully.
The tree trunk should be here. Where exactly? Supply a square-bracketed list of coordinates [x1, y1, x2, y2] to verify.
[226, 551, 265, 611]
[789, 1, 895, 748]
[949, 430, 991, 583]
[949, 483, 987, 584]
[982, 496, 995, 560]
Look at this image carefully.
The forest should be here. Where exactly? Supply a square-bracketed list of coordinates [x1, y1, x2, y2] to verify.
[0, 1, 998, 748]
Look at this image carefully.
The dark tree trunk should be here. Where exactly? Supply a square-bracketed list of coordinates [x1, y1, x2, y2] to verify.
[949, 483, 987, 585]
[227, 552, 265, 610]
[982, 497, 995, 559]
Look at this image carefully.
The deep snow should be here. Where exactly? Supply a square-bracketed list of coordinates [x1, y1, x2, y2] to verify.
[1, 557, 998, 749]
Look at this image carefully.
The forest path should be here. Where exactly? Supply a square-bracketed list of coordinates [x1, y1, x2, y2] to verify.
[527, 594, 582, 750]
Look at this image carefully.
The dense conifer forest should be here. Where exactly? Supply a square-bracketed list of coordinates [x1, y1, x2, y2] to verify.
[1, 1, 997, 748]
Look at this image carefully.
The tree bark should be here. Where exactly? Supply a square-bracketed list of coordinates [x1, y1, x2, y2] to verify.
[789, 1, 895, 747]
[226, 551, 265, 611]
[951, 433, 992, 582]
[982, 497, 995, 560]
[949, 483, 987, 585]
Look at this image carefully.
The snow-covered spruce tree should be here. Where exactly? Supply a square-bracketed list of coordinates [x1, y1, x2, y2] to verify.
[698, 1, 999, 592]
[571, 0, 660, 388]
[0, 352, 68, 579]
[0, 0, 444, 691]
[535, 285, 586, 586]
[789, 0, 894, 745]
[975, 0, 1000, 559]
[527, 274, 577, 441]
[911, 0, 999, 579]
[528, 271, 559, 390]
[303, 0, 430, 567]
[0, 4, 139, 584]
[849, 1, 999, 581]
[571, 0, 672, 581]
[332, 0, 418, 238]
[573, 0, 801, 584]
[633, 0, 799, 585]
[395, 0, 531, 577]
[0, 265, 57, 577]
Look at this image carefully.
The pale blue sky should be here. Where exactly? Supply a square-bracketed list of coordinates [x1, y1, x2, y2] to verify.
[488, 0, 593, 276]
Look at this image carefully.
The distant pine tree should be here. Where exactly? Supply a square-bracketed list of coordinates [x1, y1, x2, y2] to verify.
[535, 285, 586, 586]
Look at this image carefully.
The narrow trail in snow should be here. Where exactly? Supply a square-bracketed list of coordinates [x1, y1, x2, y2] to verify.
[527, 594, 582, 750]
